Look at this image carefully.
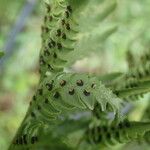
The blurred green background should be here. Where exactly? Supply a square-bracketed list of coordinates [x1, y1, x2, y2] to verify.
[0, 0, 150, 149]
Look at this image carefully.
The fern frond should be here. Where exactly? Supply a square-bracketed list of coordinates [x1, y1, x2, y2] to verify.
[85, 120, 150, 147]
[10, 117, 90, 150]
[33, 73, 122, 113]
[9, 0, 150, 149]
[114, 80, 150, 100]
[40, 0, 77, 76]
[11, 132, 73, 150]
[111, 61, 150, 100]
[9, 73, 122, 149]
[39, 0, 117, 78]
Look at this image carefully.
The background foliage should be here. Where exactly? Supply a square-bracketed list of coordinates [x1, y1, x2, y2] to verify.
[0, 0, 150, 149]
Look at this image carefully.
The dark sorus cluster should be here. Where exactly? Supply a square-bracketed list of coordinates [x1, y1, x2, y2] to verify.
[13, 135, 38, 145]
